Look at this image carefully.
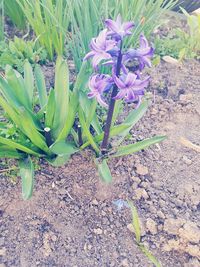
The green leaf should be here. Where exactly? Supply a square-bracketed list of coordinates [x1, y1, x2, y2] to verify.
[5, 66, 31, 109]
[53, 57, 69, 137]
[47, 154, 71, 167]
[0, 95, 22, 129]
[128, 201, 141, 243]
[112, 136, 166, 158]
[0, 74, 21, 109]
[97, 159, 112, 183]
[117, 100, 149, 144]
[0, 136, 40, 156]
[24, 60, 34, 106]
[50, 141, 78, 156]
[81, 123, 133, 150]
[78, 106, 100, 154]
[56, 90, 77, 142]
[19, 156, 34, 200]
[79, 92, 102, 135]
[19, 108, 50, 154]
[0, 149, 23, 159]
[45, 88, 56, 128]
[34, 64, 48, 108]
[139, 244, 162, 267]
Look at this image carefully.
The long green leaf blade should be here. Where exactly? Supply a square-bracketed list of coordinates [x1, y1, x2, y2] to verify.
[19, 156, 34, 200]
[128, 201, 141, 243]
[45, 88, 56, 128]
[117, 100, 149, 144]
[35, 64, 48, 108]
[24, 60, 34, 106]
[53, 57, 69, 137]
[112, 136, 166, 158]
[50, 141, 78, 155]
[97, 159, 112, 183]
[0, 136, 40, 156]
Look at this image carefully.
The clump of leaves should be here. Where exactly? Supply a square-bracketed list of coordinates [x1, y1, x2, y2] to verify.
[0, 57, 85, 199]
[17, 0, 70, 60]
[0, 37, 47, 73]
[4, 0, 26, 30]
[154, 34, 184, 59]
[155, 8, 200, 60]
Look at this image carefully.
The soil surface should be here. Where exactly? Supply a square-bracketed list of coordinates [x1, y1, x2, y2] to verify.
[1, 58, 200, 267]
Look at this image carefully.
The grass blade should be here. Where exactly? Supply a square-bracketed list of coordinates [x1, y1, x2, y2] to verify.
[139, 244, 162, 267]
[128, 201, 141, 243]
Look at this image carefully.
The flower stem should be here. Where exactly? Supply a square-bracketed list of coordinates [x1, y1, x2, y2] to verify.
[101, 41, 123, 153]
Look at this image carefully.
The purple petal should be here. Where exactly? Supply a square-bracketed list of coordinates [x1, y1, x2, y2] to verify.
[84, 51, 95, 61]
[88, 75, 97, 89]
[133, 77, 150, 90]
[114, 76, 126, 89]
[116, 14, 122, 27]
[92, 53, 110, 70]
[96, 29, 107, 49]
[122, 21, 134, 31]
[125, 73, 137, 87]
[88, 92, 95, 98]
[126, 90, 136, 102]
[113, 90, 126, 100]
[96, 95, 108, 108]
[90, 38, 100, 51]
[140, 56, 152, 68]
[140, 34, 149, 48]
[105, 19, 119, 33]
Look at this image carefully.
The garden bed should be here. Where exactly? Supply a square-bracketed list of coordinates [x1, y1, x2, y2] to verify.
[0, 4, 200, 267]
[0, 57, 200, 266]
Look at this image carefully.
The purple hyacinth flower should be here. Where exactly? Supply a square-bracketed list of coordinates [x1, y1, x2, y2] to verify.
[124, 34, 154, 70]
[113, 72, 150, 103]
[84, 29, 117, 70]
[105, 14, 134, 39]
[88, 74, 113, 108]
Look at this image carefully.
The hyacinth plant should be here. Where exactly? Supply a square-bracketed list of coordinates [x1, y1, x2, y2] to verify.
[80, 14, 166, 182]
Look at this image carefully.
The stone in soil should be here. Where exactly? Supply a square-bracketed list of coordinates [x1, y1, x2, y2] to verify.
[146, 218, 158, 235]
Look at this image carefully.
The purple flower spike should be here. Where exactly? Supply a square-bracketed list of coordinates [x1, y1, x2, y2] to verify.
[88, 74, 112, 108]
[113, 72, 150, 103]
[84, 29, 117, 70]
[124, 34, 154, 70]
[105, 14, 134, 39]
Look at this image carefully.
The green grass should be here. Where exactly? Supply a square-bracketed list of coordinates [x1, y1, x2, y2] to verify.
[17, 0, 70, 60]
[4, 0, 26, 30]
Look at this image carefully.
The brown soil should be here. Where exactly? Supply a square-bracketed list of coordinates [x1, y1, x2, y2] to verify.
[0, 58, 200, 267]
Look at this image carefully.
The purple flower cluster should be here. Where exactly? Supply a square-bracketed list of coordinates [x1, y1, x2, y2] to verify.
[84, 14, 154, 107]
